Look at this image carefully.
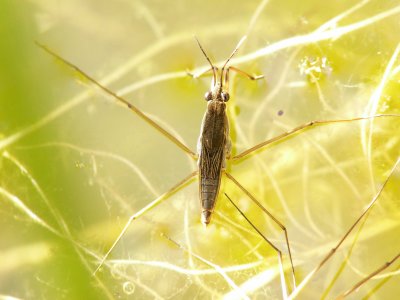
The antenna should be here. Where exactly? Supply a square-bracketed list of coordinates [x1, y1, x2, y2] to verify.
[220, 35, 247, 83]
[194, 36, 217, 84]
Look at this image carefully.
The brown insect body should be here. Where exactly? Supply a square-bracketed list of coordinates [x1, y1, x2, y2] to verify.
[194, 36, 248, 226]
[197, 82, 231, 225]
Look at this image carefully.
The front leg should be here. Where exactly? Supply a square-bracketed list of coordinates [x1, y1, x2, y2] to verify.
[223, 137, 232, 168]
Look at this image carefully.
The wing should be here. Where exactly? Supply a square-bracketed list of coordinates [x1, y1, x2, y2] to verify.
[197, 101, 229, 223]
[198, 101, 227, 179]
[198, 134, 225, 217]
[199, 136, 226, 179]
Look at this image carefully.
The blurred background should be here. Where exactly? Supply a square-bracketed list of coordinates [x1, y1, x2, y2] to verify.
[0, 0, 399, 299]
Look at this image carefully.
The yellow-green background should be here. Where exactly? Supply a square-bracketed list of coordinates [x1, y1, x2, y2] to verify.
[0, 0, 399, 299]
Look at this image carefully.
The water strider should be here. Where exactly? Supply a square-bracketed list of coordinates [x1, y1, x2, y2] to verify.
[193, 36, 263, 225]
[36, 37, 400, 299]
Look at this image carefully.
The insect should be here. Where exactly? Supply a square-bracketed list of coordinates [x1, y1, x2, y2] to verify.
[193, 36, 264, 226]
[36, 36, 400, 299]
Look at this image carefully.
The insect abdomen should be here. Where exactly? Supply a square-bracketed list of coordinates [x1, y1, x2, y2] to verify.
[200, 176, 221, 224]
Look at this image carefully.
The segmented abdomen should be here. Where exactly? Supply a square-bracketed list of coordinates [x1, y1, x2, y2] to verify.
[201, 176, 221, 211]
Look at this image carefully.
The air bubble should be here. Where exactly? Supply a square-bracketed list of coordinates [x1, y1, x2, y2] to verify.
[122, 281, 135, 295]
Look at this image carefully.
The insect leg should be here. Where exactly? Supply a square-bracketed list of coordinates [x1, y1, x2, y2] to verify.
[288, 158, 399, 299]
[186, 66, 216, 79]
[224, 193, 289, 300]
[94, 171, 198, 275]
[228, 66, 264, 81]
[232, 114, 400, 161]
[224, 66, 264, 91]
[225, 172, 296, 291]
[335, 252, 400, 299]
[36, 42, 197, 159]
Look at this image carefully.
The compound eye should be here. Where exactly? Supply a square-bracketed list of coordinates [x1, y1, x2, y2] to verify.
[221, 92, 230, 102]
[204, 91, 213, 101]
